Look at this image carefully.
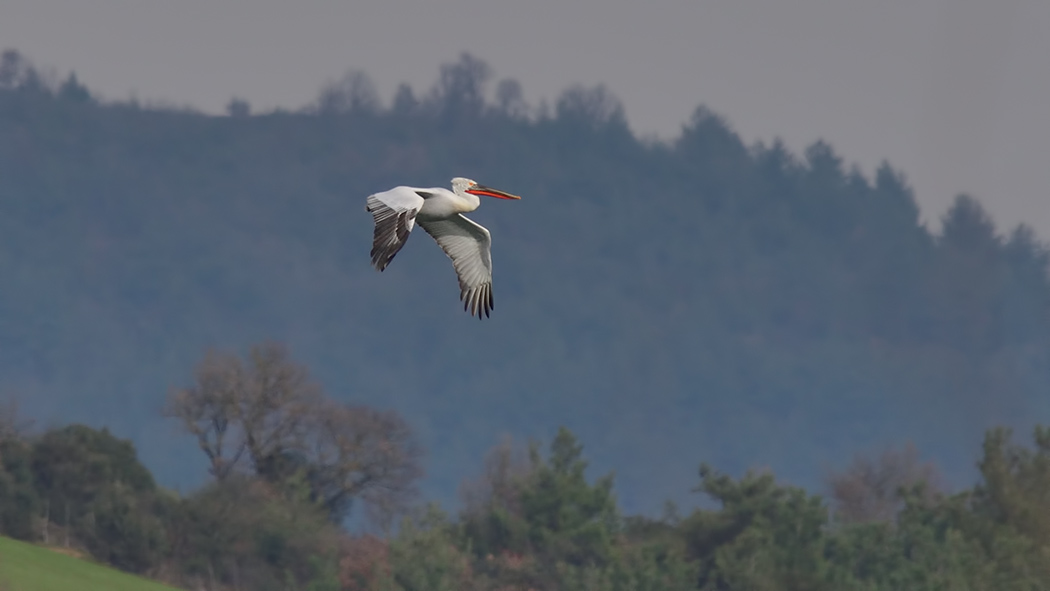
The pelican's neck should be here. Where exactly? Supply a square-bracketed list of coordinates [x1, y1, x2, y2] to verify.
[453, 187, 481, 213]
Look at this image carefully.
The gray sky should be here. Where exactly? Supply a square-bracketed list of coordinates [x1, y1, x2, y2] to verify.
[4, 0, 1049, 236]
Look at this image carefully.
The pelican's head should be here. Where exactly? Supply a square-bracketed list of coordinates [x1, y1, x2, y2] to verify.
[451, 177, 521, 200]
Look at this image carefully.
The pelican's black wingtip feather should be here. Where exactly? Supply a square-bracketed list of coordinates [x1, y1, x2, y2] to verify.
[460, 284, 495, 319]
[368, 201, 415, 273]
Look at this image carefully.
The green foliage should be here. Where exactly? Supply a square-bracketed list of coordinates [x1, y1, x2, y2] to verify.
[519, 428, 620, 567]
[460, 427, 620, 572]
[556, 543, 699, 591]
[0, 439, 39, 540]
[13, 413, 1050, 590]
[455, 426, 1050, 590]
[30, 425, 165, 572]
[674, 436, 1050, 591]
[32, 425, 156, 502]
[684, 465, 833, 591]
[972, 426, 1050, 543]
[827, 487, 1050, 591]
[78, 483, 168, 573]
[964, 426, 1050, 588]
[455, 429, 695, 590]
[165, 475, 341, 591]
[377, 504, 470, 591]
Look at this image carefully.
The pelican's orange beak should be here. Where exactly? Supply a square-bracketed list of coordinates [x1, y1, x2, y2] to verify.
[466, 184, 521, 200]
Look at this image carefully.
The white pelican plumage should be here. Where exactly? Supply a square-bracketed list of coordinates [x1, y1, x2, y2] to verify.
[366, 177, 521, 319]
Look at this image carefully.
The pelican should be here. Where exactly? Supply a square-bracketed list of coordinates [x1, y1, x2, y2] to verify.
[366, 177, 521, 319]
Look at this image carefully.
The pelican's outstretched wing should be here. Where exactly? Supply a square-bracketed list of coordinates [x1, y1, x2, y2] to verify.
[366, 187, 426, 271]
[418, 214, 495, 319]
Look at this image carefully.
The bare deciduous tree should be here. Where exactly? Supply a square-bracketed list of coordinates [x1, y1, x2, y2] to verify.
[164, 349, 245, 479]
[825, 441, 942, 524]
[164, 342, 320, 480]
[166, 341, 422, 525]
[308, 401, 423, 527]
[238, 343, 322, 480]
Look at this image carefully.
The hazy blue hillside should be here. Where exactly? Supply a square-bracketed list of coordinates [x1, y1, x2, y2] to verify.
[1, 50, 1048, 513]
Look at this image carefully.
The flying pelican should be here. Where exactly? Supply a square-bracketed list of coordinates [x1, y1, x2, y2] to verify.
[366, 177, 521, 319]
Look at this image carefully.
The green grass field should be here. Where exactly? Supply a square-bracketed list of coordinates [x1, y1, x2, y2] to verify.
[0, 536, 180, 591]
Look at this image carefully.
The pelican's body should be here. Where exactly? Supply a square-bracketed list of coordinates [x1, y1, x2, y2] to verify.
[365, 177, 521, 318]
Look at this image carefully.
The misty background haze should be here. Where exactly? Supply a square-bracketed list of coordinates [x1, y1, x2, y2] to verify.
[4, 0, 1049, 235]
[5, 3, 1050, 588]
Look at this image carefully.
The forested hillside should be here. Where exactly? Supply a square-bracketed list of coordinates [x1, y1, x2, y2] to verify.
[1, 48, 1048, 513]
